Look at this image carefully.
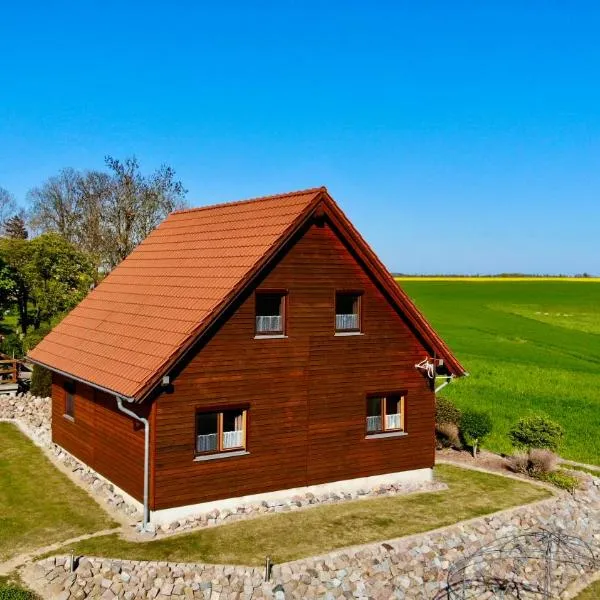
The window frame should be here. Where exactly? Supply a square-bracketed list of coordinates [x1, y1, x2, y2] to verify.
[334, 290, 363, 333]
[194, 405, 249, 458]
[255, 289, 287, 337]
[365, 392, 406, 436]
[64, 380, 75, 421]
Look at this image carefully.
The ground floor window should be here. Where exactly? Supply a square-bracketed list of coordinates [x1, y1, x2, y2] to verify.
[195, 407, 247, 455]
[64, 380, 75, 420]
[366, 393, 405, 434]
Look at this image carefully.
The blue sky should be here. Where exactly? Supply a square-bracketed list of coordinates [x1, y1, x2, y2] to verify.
[1, 1, 599, 274]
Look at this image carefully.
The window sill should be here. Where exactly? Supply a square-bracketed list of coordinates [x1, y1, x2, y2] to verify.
[194, 450, 249, 462]
[365, 431, 407, 440]
[254, 334, 288, 339]
[334, 331, 363, 337]
[63, 414, 75, 423]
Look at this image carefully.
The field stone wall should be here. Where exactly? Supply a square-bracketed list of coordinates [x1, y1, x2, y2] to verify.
[28, 476, 600, 600]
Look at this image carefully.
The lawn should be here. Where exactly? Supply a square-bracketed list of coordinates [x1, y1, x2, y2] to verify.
[62, 464, 549, 566]
[577, 580, 600, 599]
[399, 280, 600, 465]
[0, 423, 116, 561]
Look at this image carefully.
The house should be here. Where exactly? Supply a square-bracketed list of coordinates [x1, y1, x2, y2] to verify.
[28, 187, 466, 528]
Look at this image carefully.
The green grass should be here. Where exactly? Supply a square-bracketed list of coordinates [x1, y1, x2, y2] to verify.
[0, 423, 116, 561]
[400, 280, 600, 465]
[577, 580, 600, 599]
[61, 465, 549, 566]
[0, 576, 37, 600]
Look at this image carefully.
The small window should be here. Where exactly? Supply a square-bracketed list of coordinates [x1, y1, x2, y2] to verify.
[336, 292, 361, 332]
[366, 394, 405, 434]
[255, 292, 286, 335]
[64, 380, 75, 420]
[195, 408, 247, 455]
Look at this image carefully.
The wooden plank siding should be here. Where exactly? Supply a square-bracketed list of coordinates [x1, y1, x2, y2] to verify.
[51, 373, 148, 501]
[152, 219, 435, 510]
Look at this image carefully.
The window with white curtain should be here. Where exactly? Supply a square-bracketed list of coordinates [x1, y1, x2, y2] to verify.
[195, 408, 247, 455]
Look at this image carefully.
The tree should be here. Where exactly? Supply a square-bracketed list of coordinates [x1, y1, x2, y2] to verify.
[0, 234, 95, 333]
[3, 211, 28, 239]
[102, 156, 187, 268]
[27, 168, 82, 242]
[460, 410, 493, 457]
[0, 187, 17, 225]
[27, 157, 187, 272]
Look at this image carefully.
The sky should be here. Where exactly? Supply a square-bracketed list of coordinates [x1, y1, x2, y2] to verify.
[1, 1, 599, 274]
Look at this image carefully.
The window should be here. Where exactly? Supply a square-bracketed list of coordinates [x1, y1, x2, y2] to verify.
[195, 408, 247, 455]
[64, 380, 75, 420]
[366, 394, 405, 434]
[335, 292, 361, 332]
[255, 292, 286, 335]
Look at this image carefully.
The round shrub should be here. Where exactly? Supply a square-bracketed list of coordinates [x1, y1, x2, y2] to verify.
[435, 422, 462, 449]
[435, 396, 462, 426]
[30, 364, 51, 398]
[460, 409, 493, 456]
[509, 415, 564, 451]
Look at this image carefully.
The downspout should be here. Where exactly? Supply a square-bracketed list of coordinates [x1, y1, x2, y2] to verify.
[115, 395, 151, 532]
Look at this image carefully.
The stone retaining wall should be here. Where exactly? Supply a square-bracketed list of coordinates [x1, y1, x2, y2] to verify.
[28, 476, 600, 599]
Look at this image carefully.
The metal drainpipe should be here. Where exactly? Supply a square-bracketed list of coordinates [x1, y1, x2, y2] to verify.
[115, 395, 151, 532]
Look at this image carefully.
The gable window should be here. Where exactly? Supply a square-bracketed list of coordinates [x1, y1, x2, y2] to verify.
[335, 292, 361, 332]
[64, 380, 75, 420]
[366, 394, 405, 434]
[255, 291, 286, 336]
[196, 408, 247, 456]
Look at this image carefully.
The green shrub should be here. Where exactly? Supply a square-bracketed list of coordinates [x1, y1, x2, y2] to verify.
[0, 333, 24, 358]
[460, 410, 493, 456]
[435, 396, 462, 426]
[509, 415, 564, 451]
[30, 364, 52, 398]
[0, 578, 37, 600]
[23, 323, 52, 352]
[539, 470, 579, 492]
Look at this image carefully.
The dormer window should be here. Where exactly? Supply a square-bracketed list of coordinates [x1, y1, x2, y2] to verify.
[255, 291, 286, 336]
[335, 292, 361, 332]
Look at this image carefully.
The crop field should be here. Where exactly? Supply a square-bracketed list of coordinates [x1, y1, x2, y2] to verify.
[398, 279, 600, 465]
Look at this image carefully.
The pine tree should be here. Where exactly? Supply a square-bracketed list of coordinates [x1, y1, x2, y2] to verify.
[3, 213, 28, 239]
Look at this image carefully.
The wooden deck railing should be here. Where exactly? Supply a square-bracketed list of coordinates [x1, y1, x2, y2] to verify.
[0, 359, 18, 384]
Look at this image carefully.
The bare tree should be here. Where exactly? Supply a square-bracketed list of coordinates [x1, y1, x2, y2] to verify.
[27, 157, 187, 272]
[27, 168, 82, 242]
[102, 156, 187, 268]
[0, 187, 17, 226]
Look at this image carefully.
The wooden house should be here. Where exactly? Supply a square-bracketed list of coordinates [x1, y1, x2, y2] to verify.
[28, 187, 465, 527]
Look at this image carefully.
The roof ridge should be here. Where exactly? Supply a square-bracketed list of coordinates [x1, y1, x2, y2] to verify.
[172, 186, 326, 215]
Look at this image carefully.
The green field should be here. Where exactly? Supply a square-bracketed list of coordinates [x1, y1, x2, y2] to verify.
[399, 280, 600, 465]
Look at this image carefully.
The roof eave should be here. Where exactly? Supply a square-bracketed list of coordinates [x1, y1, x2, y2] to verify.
[27, 356, 137, 402]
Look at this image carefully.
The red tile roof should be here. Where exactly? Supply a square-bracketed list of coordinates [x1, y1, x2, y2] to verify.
[29, 186, 465, 400]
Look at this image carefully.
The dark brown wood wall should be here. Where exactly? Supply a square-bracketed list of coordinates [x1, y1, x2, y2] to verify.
[51, 374, 147, 501]
[153, 219, 435, 510]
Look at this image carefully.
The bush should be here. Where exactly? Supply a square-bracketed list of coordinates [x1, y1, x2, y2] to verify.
[0, 333, 24, 358]
[527, 448, 558, 476]
[435, 422, 462, 449]
[30, 364, 51, 398]
[509, 415, 564, 451]
[460, 410, 493, 456]
[539, 470, 579, 492]
[0, 578, 37, 600]
[435, 397, 462, 426]
[508, 451, 530, 475]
